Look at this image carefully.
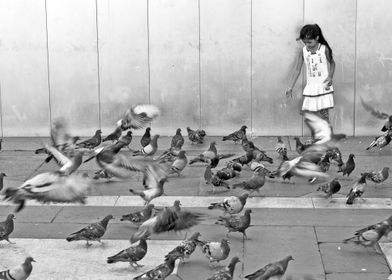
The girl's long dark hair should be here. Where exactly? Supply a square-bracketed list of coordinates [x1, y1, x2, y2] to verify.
[299, 24, 333, 59]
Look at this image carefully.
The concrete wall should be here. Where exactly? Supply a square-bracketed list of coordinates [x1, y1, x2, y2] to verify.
[0, 0, 390, 136]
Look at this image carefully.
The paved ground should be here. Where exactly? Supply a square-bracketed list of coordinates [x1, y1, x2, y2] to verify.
[0, 136, 392, 279]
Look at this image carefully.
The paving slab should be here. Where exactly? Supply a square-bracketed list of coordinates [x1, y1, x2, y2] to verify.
[326, 273, 391, 280]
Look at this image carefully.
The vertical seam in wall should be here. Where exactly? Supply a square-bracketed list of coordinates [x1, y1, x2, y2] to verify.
[250, 0, 253, 135]
[301, 0, 305, 136]
[353, 0, 358, 136]
[95, 0, 102, 129]
[147, 0, 151, 104]
[0, 80, 3, 137]
[44, 0, 52, 128]
[198, 0, 202, 129]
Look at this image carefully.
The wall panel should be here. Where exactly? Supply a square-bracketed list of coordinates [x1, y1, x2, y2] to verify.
[304, 0, 356, 136]
[252, 0, 303, 136]
[149, 0, 199, 136]
[97, 0, 149, 136]
[46, 0, 99, 136]
[0, 0, 50, 136]
[355, 0, 392, 135]
[200, 0, 251, 135]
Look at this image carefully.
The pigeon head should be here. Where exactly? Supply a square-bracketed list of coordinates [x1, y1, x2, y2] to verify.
[210, 141, 216, 146]
[286, 255, 294, 261]
[126, 130, 133, 136]
[189, 232, 201, 240]
[349, 154, 355, 159]
[96, 129, 102, 135]
[176, 128, 181, 134]
[147, 204, 155, 210]
[241, 125, 247, 131]
[25, 257, 36, 263]
[244, 209, 252, 215]
[6, 214, 15, 220]
[198, 130, 206, 137]
[221, 238, 230, 245]
[229, 256, 240, 267]
[0, 172, 6, 178]
[173, 200, 182, 208]
[178, 150, 186, 157]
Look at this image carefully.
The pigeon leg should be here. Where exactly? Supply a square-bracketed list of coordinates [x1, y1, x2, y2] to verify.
[243, 231, 248, 240]
[5, 238, 15, 244]
[97, 239, 105, 245]
[226, 231, 230, 238]
[374, 242, 383, 254]
[86, 241, 92, 247]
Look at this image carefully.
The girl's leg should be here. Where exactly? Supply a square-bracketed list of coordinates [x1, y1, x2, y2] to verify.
[319, 109, 329, 121]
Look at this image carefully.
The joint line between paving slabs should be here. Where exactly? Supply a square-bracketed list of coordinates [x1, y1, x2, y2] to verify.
[50, 207, 64, 223]
[313, 226, 327, 279]
[113, 196, 120, 206]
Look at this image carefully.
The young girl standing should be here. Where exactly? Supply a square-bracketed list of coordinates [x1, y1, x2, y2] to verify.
[285, 24, 335, 121]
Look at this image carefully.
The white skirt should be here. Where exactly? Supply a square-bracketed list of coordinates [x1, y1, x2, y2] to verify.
[302, 93, 334, 112]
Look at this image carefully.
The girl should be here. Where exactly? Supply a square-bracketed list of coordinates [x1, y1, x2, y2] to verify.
[285, 24, 335, 121]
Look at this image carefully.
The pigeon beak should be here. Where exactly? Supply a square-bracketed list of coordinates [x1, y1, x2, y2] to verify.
[32, 259, 36, 262]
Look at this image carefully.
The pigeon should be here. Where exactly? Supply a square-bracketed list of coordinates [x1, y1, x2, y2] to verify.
[325, 147, 344, 167]
[216, 167, 239, 181]
[171, 128, 185, 149]
[232, 168, 266, 196]
[189, 141, 218, 165]
[346, 173, 368, 205]
[338, 154, 355, 177]
[3, 172, 91, 212]
[187, 127, 205, 144]
[208, 193, 249, 215]
[76, 129, 102, 149]
[133, 253, 181, 280]
[133, 135, 159, 156]
[164, 232, 201, 263]
[206, 256, 240, 280]
[226, 161, 242, 172]
[107, 234, 149, 268]
[140, 127, 151, 148]
[360, 97, 392, 132]
[275, 136, 289, 160]
[293, 137, 310, 154]
[318, 153, 331, 173]
[0, 214, 15, 244]
[0, 257, 35, 280]
[363, 167, 389, 184]
[43, 144, 84, 175]
[157, 147, 181, 163]
[242, 140, 273, 164]
[366, 133, 392, 150]
[209, 175, 231, 194]
[103, 127, 122, 142]
[117, 130, 133, 147]
[197, 238, 231, 266]
[66, 214, 114, 246]
[232, 151, 254, 166]
[117, 104, 160, 131]
[130, 200, 204, 243]
[343, 220, 391, 254]
[316, 178, 341, 200]
[0, 172, 6, 192]
[129, 178, 167, 205]
[244, 256, 294, 280]
[215, 209, 252, 239]
[121, 204, 156, 226]
[222, 125, 247, 144]
[277, 156, 329, 181]
[168, 151, 188, 176]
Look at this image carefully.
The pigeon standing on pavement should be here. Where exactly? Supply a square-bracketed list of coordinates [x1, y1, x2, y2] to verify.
[117, 130, 133, 147]
[133, 135, 159, 157]
[103, 127, 122, 142]
[133, 253, 181, 280]
[232, 168, 266, 196]
[0, 214, 15, 244]
[171, 128, 185, 149]
[107, 234, 149, 269]
[244, 256, 294, 280]
[117, 104, 160, 131]
[168, 150, 188, 176]
[215, 209, 252, 239]
[316, 178, 341, 200]
[187, 127, 205, 144]
[338, 154, 355, 177]
[120, 204, 155, 226]
[363, 167, 389, 184]
[0, 257, 35, 280]
[197, 238, 231, 266]
[164, 232, 202, 263]
[275, 136, 289, 160]
[346, 173, 368, 205]
[222, 125, 247, 144]
[189, 141, 218, 165]
[208, 193, 249, 215]
[140, 127, 151, 148]
[366, 133, 392, 150]
[206, 256, 240, 280]
[66, 214, 114, 246]
[0, 172, 6, 192]
[76, 129, 102, 149]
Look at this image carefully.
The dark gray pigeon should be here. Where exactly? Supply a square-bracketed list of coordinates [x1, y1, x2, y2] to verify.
[207, 256, 240, 280]
[121, 204, 155, 226]
[76, 129, 102, 149]
[244, 256, 294, 280]
[0, 214, 15, 244]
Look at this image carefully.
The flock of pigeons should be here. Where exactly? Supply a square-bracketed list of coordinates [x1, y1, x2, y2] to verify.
[0, 100, 392, 279]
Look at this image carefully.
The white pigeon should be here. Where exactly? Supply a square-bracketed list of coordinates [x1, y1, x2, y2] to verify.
[117, 104, 160, 130]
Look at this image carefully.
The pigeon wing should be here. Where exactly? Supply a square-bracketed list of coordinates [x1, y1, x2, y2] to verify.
[361, 97, 390, 119]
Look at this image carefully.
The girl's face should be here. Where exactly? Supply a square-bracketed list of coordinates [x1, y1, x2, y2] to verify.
[302, 36, 319, 51]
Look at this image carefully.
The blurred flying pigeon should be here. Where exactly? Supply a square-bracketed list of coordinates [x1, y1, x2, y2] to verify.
[294, 137, 311, 154]
[318, 153, 331, 173]
[165, 232, 201, 263]
[140, 127, 151, 148]
[363, 167, 389, 184]
[206, 256, 240, 280]
[326, 147, 344, 167]
[208, 193, 249, 215]
[222, 125, 247, 144]
[343, 219, 391, 254]
[360, 97, 392, 132]
[117, 104, 160, 131]
[232, 168, 266, 196]
[3, 172, 91, 212]
[133, 135, 159, 156]
[66, 214, 114, 246]
[0, 256, 35, 280]
[197, 238, 231, 266]
[76, 129, 102, 149]
[346, 173, 368, 205]
[0, 172, 6, 192]
[277, 156, 329, 181]
[121, 204, 155, 226]
[189, 141, 218, 165]
[215, 209, 252, 239]
[316, 178, 341, 200]
[366, 133, 392, 150]
[129, 178, 167, 205]
[168, 150, 188, 176]
[133, 253, 181, 280]
[43, 144, 84, 175]
[187, 127, 205, 144]
[171, 128, 185, 149]
[0, 214, 15, 244]
[130, 200, 204, 243]
[338, 154, 355, 177]
[275, 136, 289, 160]
[244, 256, 294, 280]
[103, 127, 122, 142]
[107, 234, 149, 269]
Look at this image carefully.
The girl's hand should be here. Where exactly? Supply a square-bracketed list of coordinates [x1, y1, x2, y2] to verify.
[285, 87, 293, 98]
[324, 77, 333, 89]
